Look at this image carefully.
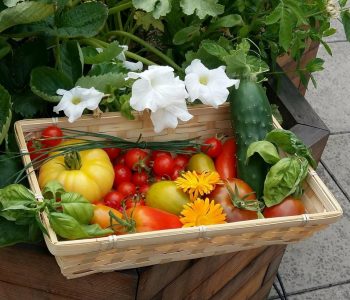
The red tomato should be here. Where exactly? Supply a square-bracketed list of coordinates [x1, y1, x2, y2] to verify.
[151, 150, 171, 160]
[210, 178, 257, 222]
[103, 191, 125, 210]
[115, 153, 126, 165]
[26, 139, 48, 162]
[139, 183, 150, 194]
[41, 125, 63, 148]
[103, 148, 121, 161]
[114, 164, 132, 187]
[215, 138, 237, 179]
[125, 148, 149, 170]
[117, 181, 136, 197]
[124, 198, 145, 210]
[263, 197, 306, 218]
[173, 154, 189, 168]
[132, 171, 149, 186]
[171, 166, 184, 180]
[91, 204, 123, 233]
[153, 155, 174, 177]
[201, 137, 223, 158]
[126, 206, 182, 233]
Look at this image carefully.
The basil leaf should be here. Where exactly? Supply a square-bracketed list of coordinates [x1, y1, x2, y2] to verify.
[60, 192, 93, 225]
[42, 180, 65, 200]
[265, 129, 316, 168]
[263, 157, 308, 207]
[246, 141, 280, 165]
[49, 212, 112, 240]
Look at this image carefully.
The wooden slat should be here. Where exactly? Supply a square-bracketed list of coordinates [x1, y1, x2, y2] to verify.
[137, 259, 192, 300]
[261, 245, 286, 285]
[0, 244, 138, 300]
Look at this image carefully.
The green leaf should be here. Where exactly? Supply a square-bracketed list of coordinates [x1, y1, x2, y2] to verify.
[30, 67, 73, 102]
[323, 27, 337, 37]
[59, 40, 83, 83]
[132, 0, 171, 19]
[180, 0, 224, 19]
[76, 73, 125, 94]
[201, 40, 229, 58]
[49, 212, 113, 240]
[341, 10, 350, 42]
[89, 62, 128, 76]
[12, 91, 47, 118]
[41, 180, 65, 200]
[0, 1, 54, 33]
[271, 104, 283, 125]
[0, 84, 12, 145]
[54, 2, 108, 38]
[264, 157, 308, 207]
[0, 155, 22, 188]
[265, 129, 316, 168]
[0, 38, 11, 60]
[339, 0, 348, 8]
[118, 93, 135, 120]
[0, 217, 42, 247]
[134, 11, 164, 31]
[265, 3, 282, 25]
[305, 58, 324, 73]
[60, 192, 93, 225]
[209, 14, 243, 30]
[246, 141, 280, 165]
[173, 25, 200, 45]
[82, 42, 123, 64]
[279, 6, 295, 51]
[320, 40, 332, 56]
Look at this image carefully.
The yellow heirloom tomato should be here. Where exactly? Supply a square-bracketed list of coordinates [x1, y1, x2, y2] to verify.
[38, 140, 114, 202]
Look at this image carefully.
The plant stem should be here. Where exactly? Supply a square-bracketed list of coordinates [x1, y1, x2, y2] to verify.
[55, 36, 61, 70]
[117, 12, 124, 31]
[109, 2, 133, 15]
[107, 30, 182, 72]
[125, 50, 156, 66]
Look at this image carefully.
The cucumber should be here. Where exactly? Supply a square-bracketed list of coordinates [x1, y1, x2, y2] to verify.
[229, 80, 273, 198]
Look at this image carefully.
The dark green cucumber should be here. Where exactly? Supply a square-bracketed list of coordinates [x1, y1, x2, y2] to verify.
[229, 80, 273, 198]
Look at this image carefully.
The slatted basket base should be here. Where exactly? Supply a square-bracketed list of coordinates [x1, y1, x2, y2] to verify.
[14, 103, 342, 279]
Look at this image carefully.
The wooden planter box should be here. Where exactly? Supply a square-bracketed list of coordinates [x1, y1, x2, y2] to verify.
[0, 64, 331, 299]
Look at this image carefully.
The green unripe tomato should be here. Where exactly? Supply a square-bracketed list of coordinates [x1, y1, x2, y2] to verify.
[187, 153, 216, 173]
[146, 181, 190, 215]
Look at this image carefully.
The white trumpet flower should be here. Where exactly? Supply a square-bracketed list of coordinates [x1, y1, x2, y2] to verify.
[53, 87, 104, 123]
[185, 59, 240, 108]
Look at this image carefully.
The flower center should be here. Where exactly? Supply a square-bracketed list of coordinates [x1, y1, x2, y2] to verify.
[71, 97, 82, 105]
[199, 76, 208, 85]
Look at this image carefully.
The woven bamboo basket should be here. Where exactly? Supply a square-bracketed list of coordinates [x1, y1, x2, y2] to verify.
[14, 103, 342, 279]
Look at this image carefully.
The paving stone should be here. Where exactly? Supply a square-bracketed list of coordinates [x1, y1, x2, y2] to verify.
[276, 164, 350, 293]
[288, 283, 350, 300]
[321, 134, 350, 198]
[305, 41, 350, 133]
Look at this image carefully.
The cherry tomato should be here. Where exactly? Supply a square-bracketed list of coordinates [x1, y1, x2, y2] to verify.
[125, 148, 150, 170]
[173, 154, 189, 168]
[210, 178, 257, 222]
[153, 155, 175, 177]
[114, 164, 132, 187]
[171, 166, 184, 180]
[201, 137, 223, 158]
[187, 153, 216, 173]
[90, 204, 123, 233]
[103, 191, 125, 210]
[139, 183, 150, 194]
[125, 198, 145, 210]
[26, 139, 48, 162]
[263, 197, 306, 218]
[132, 170, 149, 186]
[41, 125, 63, 148]
[151, 150, 171, 160]
[103, 148, 121, 161]
[215, 138, 237, 179]
[117, 181, 136, 197]
[115, 153, 126, 165]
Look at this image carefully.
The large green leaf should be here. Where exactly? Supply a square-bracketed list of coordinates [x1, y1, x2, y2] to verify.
[82, 42, 123, 64]
[180, 0, 224, 19]
[59, 40, 83, 83]
[12, 91, 47, 118]
[0, 1, 54, 33]
[133, 0, 171, 19]
[341, 10, 350, 42]
[76, 73, 125, 94]
[0, 38, 11, 60]
[209, 14, 243, 30]
[30, 67, 73, 102]
[134, 11, 164, 31]
[279, 5, 295, 51]
[0, 84, 12, 145]
[54, 2, 108, 38]
[0, 155, 22, 188]
[173, 25, 200, 45]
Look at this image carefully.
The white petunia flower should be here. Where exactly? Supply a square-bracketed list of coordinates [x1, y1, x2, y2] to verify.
[128, 65, 192, 132]
[185, 59, 240, 108]
[53, 87, 104, 123]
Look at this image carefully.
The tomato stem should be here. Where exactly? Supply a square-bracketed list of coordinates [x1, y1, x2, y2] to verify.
[64, 151, 82, 170]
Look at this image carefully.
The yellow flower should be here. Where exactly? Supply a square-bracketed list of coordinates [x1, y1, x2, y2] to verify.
[175, 171, 221, 200]
[180, 198, 226, 227]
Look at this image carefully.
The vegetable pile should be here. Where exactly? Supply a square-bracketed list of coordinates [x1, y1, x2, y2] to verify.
[0, 123, 316, 243]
